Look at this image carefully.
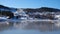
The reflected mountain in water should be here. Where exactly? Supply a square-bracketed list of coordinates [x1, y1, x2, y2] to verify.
[0, 21, 60, 32]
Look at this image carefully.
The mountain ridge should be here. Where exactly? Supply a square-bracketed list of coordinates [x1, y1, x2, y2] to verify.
[0, 5, 60, 19]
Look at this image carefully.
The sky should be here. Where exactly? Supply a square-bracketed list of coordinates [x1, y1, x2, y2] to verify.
[0, 0, 60, 9]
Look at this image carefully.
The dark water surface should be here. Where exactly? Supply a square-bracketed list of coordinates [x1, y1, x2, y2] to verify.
[0, 21, 60, 34]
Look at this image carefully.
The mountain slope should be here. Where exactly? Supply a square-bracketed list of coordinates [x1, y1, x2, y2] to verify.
[0, 5, 60, 19]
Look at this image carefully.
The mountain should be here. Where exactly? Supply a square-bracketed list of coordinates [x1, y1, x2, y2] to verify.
[0, 5, 17, 12]
[0, 5, 10, 9]
[24, 7, 60, 12]
[23, 7, 60, 20]
[0, 5, 17, 19]
[0, 5, 60, 19]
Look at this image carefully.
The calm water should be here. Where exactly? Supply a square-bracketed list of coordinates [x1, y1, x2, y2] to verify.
[0, 21, 60, 34]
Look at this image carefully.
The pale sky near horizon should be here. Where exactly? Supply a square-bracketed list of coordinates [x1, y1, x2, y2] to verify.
[0, 0, 60, 9]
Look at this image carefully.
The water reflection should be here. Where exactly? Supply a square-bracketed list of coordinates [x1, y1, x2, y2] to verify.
[0, 21, 60, 32]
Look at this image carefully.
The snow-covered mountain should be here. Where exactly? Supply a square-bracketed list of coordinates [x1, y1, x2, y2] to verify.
[0, 5, 60, 20]
[23, 7, 60, 20]
[0, 5, 17, 19]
